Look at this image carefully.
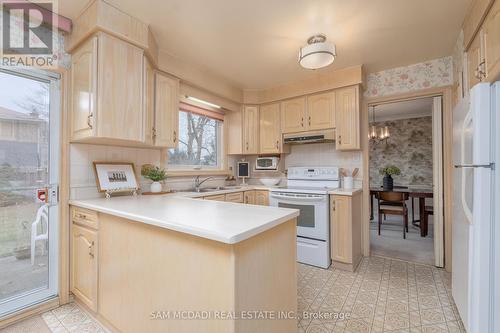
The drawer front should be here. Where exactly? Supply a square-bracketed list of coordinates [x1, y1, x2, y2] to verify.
[225, 192, 244, 203]
[203, 194, 226, 201]
[72, 207, 99, 230]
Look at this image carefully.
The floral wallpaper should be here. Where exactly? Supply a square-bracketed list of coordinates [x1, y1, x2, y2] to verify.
[369, 116, 433, 187]
[365, 57, 453, 98]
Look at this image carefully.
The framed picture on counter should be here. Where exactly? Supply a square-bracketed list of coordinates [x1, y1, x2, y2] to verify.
[93, 162, 139, 193]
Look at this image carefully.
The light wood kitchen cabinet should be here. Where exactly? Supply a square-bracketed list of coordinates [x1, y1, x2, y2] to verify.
[154, 72, 180, 147]
[225, 192, 244, 203]
[243, 106, 259, 154]
[330, 193, 362, 271]
[254, 190, 269, 206]
[281, 97, 306, 134]
[96, 33, 144, 141]
[143, 57, 155, 146]
[70, 37, 97, 141]
[70, 33, 145, 144]
[306, 92, 336, 131]
[468, 32, 485, 89]
[335, 86, 360, 150]
[244, 191, 256, 204]
[226, 109, 243, 155]
[484, 0, 500, 81]
[72, 224, 98, 311]
[204, 194, 226, 201]
[259, 103, 282, 154]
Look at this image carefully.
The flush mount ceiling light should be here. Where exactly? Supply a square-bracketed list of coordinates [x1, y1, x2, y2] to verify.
[298, 34, 336, 70]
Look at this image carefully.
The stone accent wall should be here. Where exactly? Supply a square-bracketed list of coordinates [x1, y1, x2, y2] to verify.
[369, 116, 433, 187]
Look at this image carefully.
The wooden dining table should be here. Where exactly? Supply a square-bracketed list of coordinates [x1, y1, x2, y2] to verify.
[370, 186, 433, 237]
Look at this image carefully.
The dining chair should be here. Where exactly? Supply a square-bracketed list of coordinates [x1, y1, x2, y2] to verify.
[376, 191, 410, 239]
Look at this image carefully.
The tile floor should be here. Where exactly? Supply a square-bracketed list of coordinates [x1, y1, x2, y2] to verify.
[297, 256, 465, 333]
[40, 303, 106, 333]
[2, 256, 464, 333]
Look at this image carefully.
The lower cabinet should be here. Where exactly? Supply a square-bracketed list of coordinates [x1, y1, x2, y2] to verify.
[203, 194, 226, 201]
[330, 192, 362, 271]
[255, 190, 269, 206]
[72, 223, 98, 311]
[225, 192, 244, 203]
[244, 191, 256, 205]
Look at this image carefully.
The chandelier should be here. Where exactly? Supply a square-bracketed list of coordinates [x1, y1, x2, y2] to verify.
[369, 105, 390, 143]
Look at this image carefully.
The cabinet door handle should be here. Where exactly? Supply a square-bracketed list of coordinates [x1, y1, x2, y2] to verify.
[338, 135, 342, 145]
[301, 117, 304, 127]
[152, 127, 157, 138]
[246, 142, 249, 151]
[173, 130, 177, 143]
[276, 140, 279, 149]
[332, 200, 336, 211]
[88, 241, 95, 258]
[308, 116, 311, 126]
[87, 113, 93, 129]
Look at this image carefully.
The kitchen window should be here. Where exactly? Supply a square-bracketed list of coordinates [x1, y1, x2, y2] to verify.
[167, 102, 224, 170]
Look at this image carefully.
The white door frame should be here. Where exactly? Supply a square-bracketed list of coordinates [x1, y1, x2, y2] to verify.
[0, 67, 60, 317]
[432, 96, 445, 267]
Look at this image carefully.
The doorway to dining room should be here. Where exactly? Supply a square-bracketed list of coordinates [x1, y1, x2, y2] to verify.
[368, 96, 444, 266]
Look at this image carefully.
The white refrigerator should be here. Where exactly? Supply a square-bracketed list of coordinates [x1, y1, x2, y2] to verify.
[452, 82, 499, 333]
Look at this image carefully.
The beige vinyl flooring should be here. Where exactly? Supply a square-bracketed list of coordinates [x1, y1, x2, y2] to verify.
[1, 257, 464, 333]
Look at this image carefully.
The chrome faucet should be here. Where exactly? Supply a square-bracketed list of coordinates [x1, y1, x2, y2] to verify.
[194, 176, 215, 192]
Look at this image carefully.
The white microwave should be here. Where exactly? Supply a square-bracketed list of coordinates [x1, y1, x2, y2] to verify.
[255, 157, 279, 170]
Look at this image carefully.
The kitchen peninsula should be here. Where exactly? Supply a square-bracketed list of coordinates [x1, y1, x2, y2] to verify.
[69, 195, 299, 333]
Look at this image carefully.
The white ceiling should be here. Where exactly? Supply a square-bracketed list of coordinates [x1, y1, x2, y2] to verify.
[59, 0, 471, 90]
[370, 98, 434, 122]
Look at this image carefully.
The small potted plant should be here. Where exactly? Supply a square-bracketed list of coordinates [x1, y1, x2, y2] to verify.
[141, 164, 167, 193]
[379, 165, 401, 190]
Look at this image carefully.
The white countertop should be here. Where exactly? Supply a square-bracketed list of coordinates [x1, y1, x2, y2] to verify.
[328, 188, 363, 196]
[69, 195, 299, 245]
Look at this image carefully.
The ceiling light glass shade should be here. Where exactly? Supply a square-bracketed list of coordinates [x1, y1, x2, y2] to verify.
[369, 125, 378, 140]
[299, 41, 336, 70]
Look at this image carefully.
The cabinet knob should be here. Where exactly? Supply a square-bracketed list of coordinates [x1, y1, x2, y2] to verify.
[87, 113, 93, 129]
[88, 241, 95, 258]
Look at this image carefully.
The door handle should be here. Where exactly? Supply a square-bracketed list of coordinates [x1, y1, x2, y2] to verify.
[454, 163, 494, 169]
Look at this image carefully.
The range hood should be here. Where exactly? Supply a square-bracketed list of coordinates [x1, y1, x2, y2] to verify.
[283, 129, 335, 145]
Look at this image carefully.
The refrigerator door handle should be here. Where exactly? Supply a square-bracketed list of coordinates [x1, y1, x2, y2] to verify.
[454, 163, 495, 169]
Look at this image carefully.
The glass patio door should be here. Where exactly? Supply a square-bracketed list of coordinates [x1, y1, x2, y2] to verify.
[0, 68, 59, 317]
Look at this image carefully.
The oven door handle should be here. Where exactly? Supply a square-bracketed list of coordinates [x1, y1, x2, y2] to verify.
[270, 194, 326, 202]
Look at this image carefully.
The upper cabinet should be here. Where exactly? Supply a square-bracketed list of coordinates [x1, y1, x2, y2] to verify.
[335, 86, 360, 151]
[70, 37, 97, 141]
[307, 91, 336, 131]
[70, 33, 146, 144]
[484, 0, 500, 81]
[154, 72, 180, 148]
[467, 31, 486, 89]
[281, 92, 337, 134]
[259, 103, 282, 154]
[464, 0, 500, 87]
[243, 106, 259, 154]
[281, 97, 306, 134]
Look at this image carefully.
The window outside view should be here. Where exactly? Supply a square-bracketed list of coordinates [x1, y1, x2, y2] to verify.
[168, 111, 222, 169]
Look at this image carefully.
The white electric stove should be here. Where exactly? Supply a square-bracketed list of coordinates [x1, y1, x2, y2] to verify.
[269, 167, 339, 268]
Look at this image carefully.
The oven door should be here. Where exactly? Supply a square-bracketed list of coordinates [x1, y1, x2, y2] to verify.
[269, 192, 329, 241]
